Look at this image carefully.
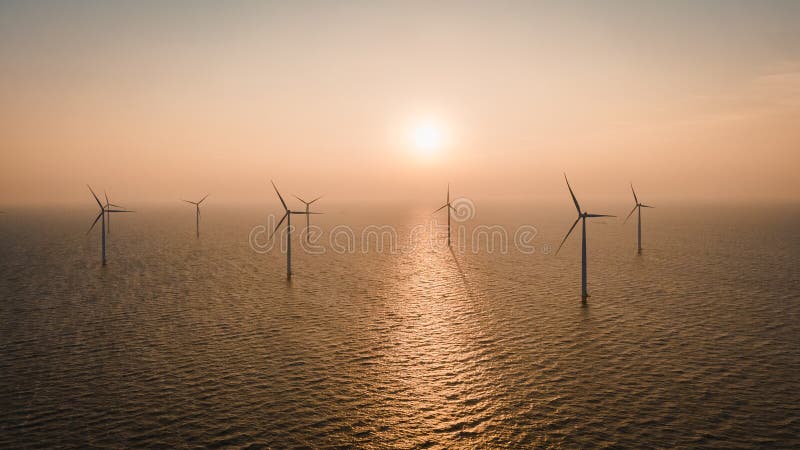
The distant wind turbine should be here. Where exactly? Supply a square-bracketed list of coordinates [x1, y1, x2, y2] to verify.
[293, 194, 323, 243]
[433, 183, 455, 246]
[87, 185, 133, 266]
[182, 194, 209, 238]
[623, 183, 654, 255]
[270, 181, 318, 279]
[555, 174, 615, 302]
[103, 190, 124, 235]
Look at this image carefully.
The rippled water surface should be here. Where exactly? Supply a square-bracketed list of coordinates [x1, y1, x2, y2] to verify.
[1, 203, 798, 448]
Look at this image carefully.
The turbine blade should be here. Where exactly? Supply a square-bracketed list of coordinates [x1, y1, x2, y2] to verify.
[586, 213, 615, 218]
[293, 195, 308, 204]
[109, 203, 123, 208]
[104, 190, 109, 205]
[198, 194, 209, 204]
[87, 185, 103, 209]
[309, 195, 323, 204]
[631, 183, 639, 204]
[271, 212, 288, 239]
[555, 217, 581, 255]
[182, 200, 196, 205]
[641, 204, 654, 208]
[447, 183, 450, 203]
[107, 209, 134, 213]
[87, 211, 103, 234]
[271, 180, 288, 210]
[564, 174, 581, 214]
[433, 203, 448, 214]
[622, 205, 638, 224]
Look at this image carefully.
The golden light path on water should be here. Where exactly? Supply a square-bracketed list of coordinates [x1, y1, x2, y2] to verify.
[381, 231, 492, 445]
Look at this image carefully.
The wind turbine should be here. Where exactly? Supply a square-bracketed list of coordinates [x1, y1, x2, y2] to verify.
[103, 190, 124, 235]
[555, 174, 615, 302]
[87, 185, 133, 266]
[293, 194, 323, 243]
[182, 194, 209, 238]
[270, 181, 318, 279]
[623, 183, 654, 255]
[433, 183, 455, 246]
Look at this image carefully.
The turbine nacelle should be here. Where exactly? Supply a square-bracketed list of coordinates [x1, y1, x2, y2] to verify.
[293, 195, 323, 206]
[433, 183, 456, 246]
[556, 175, 615, 255]
[103, 190, 124, 209]
[87, 185, 134, 234]
[87, 185, 134, 266]
[624, 184, 655, 224]
[182, 194, 208, 237]
[182, 194, 209, 206]
[270, 181, 322, 240]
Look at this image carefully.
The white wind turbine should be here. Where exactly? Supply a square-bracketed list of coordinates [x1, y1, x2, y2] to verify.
[87, 185, 134, 266]
[293, 194, 323, 243]
[623, 183, 654, 255]
[270, 181, 318, 279]
[182, 194, 209, 238]
[433, 183, 455, 246]
[555, 175, 615, 302]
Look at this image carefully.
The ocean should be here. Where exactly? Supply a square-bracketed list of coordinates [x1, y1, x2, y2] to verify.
[1, 202, 798, 448]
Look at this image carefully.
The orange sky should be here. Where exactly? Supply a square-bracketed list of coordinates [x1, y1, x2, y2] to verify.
[1, 1, 799, 206]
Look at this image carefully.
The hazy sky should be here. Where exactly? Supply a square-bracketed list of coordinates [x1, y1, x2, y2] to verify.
[1, 0, 799, 205]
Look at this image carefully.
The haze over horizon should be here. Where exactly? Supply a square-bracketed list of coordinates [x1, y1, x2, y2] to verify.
[2, 1, 799, 206]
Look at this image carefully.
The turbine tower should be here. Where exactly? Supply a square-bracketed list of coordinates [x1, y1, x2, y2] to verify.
[271, 181, 318, 279]
[87, 185, 133, 266]
[103, 190, 124, 234]
[182, 194, 209, 238]
[293, 194, 323, 243]
[433, 183, 455, 246]
[623, 183, 654, 255]
[555, 174, 615, 302]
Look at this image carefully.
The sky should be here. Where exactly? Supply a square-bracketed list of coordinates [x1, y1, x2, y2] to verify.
[1, 0, 799, 206]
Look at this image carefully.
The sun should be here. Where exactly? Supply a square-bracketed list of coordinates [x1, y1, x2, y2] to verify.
[409, 119, 446, 161]
[412, 122, 441, 150]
